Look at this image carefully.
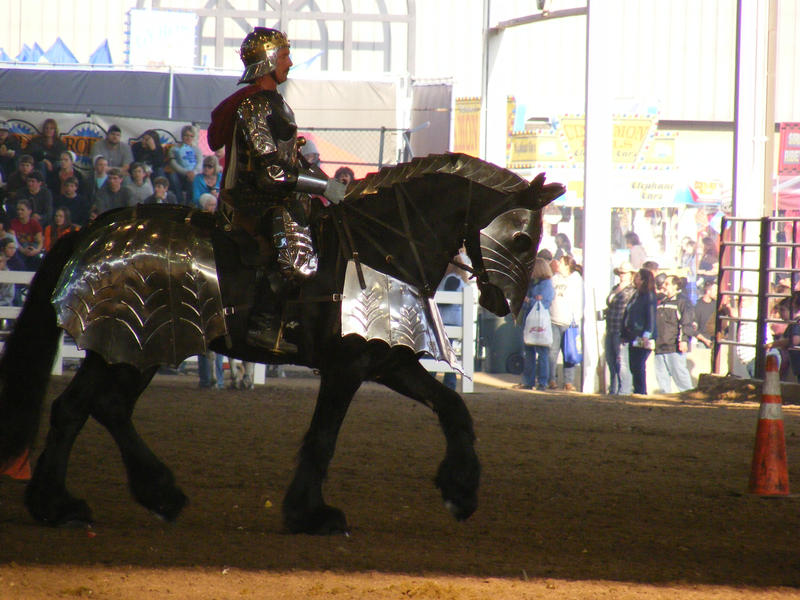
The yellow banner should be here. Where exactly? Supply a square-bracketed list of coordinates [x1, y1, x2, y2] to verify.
[453, 97, 481, 156]
[506, 112, 665, 170]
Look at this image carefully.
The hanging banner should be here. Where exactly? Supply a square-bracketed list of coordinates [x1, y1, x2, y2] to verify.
[779, 123, 800, 176]
[453, 97, 481, 156]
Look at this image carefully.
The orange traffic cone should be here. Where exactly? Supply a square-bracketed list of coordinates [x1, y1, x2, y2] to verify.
[748, 352, 790, 496]
[0, 449, 31, 481]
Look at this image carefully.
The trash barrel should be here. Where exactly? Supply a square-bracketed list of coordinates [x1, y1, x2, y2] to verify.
[477, 310, 524, 374]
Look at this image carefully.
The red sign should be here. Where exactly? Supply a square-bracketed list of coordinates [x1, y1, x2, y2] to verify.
[779, 123, 800, 175]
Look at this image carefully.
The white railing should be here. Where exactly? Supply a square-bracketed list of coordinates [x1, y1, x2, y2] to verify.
[419, 285, 475, 393]
[0, 271, 474, 390]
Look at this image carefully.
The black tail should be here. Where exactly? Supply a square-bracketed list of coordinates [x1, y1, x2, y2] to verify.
[0, 232, 81, 465]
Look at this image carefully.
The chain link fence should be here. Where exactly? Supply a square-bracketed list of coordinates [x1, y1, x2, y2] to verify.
[301, 127, 413, 178]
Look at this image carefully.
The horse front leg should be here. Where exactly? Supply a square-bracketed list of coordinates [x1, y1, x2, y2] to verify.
[376, 356, 480, 521]
[282, 366, 362, 534]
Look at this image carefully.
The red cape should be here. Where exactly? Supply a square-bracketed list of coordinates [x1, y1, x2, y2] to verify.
[208, 84, 262, 183]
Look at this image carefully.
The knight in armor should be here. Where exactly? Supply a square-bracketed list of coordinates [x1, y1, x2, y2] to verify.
[208, 28, 346, 352]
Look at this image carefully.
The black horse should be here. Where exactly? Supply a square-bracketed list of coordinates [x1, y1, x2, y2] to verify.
[0, 153, 563, 534]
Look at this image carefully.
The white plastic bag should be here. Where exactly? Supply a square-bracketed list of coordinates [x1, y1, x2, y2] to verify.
[523, 301, 553, 346]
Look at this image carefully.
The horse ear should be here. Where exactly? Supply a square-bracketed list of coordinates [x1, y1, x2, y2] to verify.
[528, 172, 566, 209]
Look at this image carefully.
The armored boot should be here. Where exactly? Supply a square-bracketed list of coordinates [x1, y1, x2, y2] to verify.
[246, 271, 298, 353]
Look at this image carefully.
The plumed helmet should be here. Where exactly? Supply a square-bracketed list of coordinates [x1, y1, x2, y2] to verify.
[238, 27, 290, 85]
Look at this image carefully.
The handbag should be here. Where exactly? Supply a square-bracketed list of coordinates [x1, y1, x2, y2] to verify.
[563, 320, 582, 366]
[523, 300, 553, 346]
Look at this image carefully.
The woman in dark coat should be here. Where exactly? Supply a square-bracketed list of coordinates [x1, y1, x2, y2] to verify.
[622, 268, 658, 394]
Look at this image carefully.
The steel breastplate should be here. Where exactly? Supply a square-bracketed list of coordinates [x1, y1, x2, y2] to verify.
[340, 261, 461, 373]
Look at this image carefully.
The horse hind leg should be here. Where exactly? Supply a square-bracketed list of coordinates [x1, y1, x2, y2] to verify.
[25, 364, 95, 526]
[26, 353, 186, 525]
[85, 357, 188, 522]
[375, 356, 480, 522]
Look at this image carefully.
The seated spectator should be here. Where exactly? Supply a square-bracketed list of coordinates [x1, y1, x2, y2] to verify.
[49, 150, 85, 198]
[92, 167, 132, 215]
[20, 171, 53, 227]
[44, 207, 80, 251]
[124, 162, 154, 205]
[197, 192, 217, 213]
[0, 253, 15, 307]
[144, 176, 177, 204]
[334, 166, 355, 185]
[90, 124, 133, 174]
[26, 118, 66, 179]
[131, 129, 165, 179]
[55, 176, 91, 227]
[4, 154, 35, 209]
[87, 155, 109, 208]
[0, 210, 16, 244]
[0, 237, 27, 306]
[0, 121, 21, 181]
[1, 237, 26, 272]
[167, 125, 202, 205]
[9, 199, 43, 270]
[192, 156, 221, 206]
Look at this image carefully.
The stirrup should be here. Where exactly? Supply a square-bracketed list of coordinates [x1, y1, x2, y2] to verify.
[246, 315, 298, 353]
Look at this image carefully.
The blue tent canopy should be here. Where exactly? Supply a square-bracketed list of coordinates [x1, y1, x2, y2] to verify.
[89, 40, 112, 65]
[15, 44, 31, 62]
[30, 42, 45, 62]
[45, 37, 78, 64]
[0, 48, 11, 62]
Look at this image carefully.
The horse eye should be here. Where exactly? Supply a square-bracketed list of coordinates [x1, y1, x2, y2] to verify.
[511, 231, 532, 253]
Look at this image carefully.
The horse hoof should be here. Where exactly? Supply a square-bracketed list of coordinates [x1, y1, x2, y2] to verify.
[435, 455, 480, 521]
[28, 496, 94, 528]
[149, 489, 189, 522]
[284, 504, 349, 535]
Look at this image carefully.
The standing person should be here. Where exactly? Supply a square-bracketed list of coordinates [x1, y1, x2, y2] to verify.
[87, 155, 109, 209]
[654, 275, 695, 393]
[553, 232, 572, 260]
[132, 129, 165, 179]
[167, 125, 203, 205]
[605, 261, 636, 395]
[90, 125, 133, 174]
[625, 231, 647, 268]
[192, 155, 222, 206]
[518, 257, 555, 390]
[26, 118, 66, 180]
[207, 27, 346, 351]
[436, 254, 470, 390]
[697, 236, 719, 287]
[124, 162, 154, 205]
[300, 138, 322, 171]
[622, 268, 658, 395]
[548, 254, 583, 391]
[333, 166, 355, 185]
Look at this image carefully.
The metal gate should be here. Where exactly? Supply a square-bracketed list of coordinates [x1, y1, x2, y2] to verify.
[714, 216, 799, 379]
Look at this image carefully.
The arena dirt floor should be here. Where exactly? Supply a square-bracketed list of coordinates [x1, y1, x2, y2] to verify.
[3, 367, 800, 599]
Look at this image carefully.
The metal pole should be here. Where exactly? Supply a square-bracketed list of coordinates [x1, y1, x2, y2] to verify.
[754, 217, 771, 378]
[378, 126, 386, 168]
